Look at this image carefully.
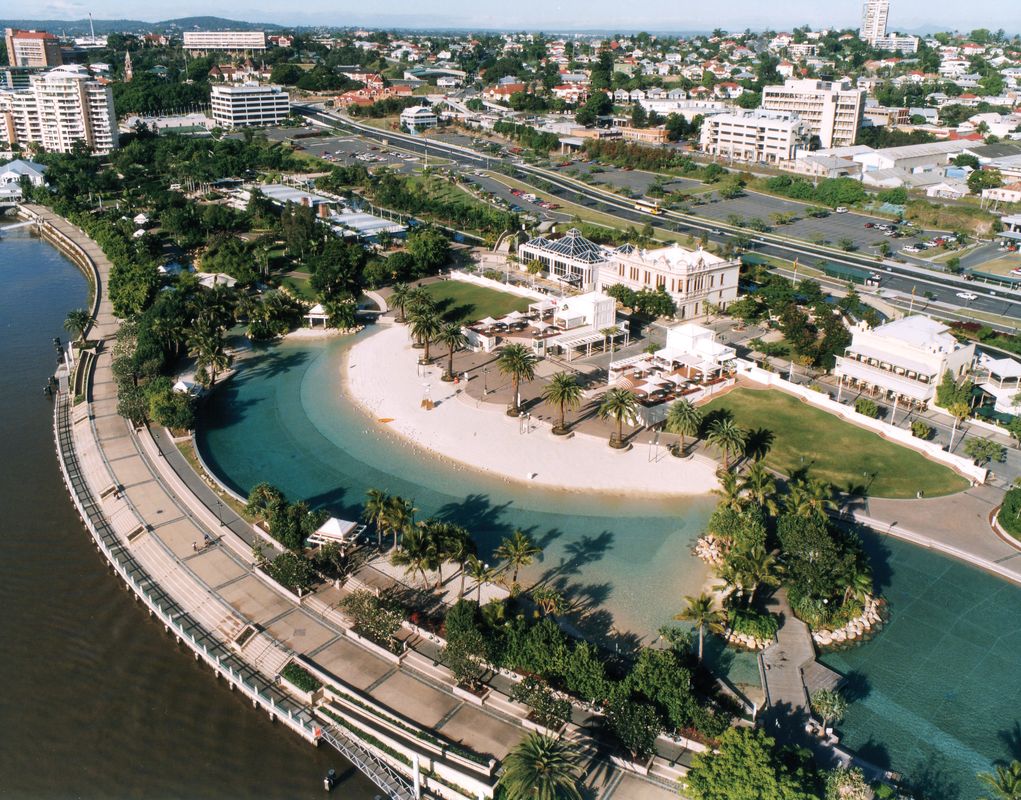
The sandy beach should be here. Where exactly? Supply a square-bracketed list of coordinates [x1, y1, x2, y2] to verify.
[344, 325, 720, 497]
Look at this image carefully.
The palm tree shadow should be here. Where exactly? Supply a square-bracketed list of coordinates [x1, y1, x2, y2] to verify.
[745, 427, 775, 461]
[999, 721, 1021, 761]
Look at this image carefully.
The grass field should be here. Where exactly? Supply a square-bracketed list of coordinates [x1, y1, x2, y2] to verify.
[970, 254, 1021, 276]
[700, 387, 970, 499]
[420, 280, 531, 323]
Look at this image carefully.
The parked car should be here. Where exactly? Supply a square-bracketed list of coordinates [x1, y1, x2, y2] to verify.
[835, 206, 848, 213]
[864, 222, 875, 228]
[956, 291, 977, 300]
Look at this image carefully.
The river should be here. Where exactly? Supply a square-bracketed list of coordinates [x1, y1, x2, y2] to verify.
[0, 228, 377, 799]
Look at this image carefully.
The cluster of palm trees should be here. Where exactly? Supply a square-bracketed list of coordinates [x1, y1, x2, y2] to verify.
[391, 282, 469, 379]
[665, 399, 751, 468]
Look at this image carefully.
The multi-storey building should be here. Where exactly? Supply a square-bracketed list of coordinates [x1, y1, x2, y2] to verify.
[699, 109, 806, 164]
[4, 29, 63, 68]
[182, 31, 266, 54]
[761, 78, 865, 148]
[210, 83, 289, 128]
[860, 0, 890, 45]
[599, 242, 741, 321]
[2, 65, 117, 153]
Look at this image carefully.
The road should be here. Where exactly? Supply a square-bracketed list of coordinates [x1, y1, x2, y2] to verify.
[295, 105, 1021, 326]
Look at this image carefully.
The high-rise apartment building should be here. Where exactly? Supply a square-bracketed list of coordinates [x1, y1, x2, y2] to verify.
[761, 78, 865, 149]
[210, 83, 289, 128]
[860, 0, 890, 44]
[183, 31, 267, 54]
[5, 28, 63, 68]
[2, 65, 118, 154]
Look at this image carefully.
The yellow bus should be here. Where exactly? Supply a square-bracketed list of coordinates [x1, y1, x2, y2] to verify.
[634, 198, 662, 215]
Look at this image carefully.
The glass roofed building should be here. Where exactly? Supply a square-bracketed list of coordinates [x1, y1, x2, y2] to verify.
[518, 228, 608, 289]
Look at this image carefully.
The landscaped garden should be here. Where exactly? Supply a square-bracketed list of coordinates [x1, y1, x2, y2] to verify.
[418, 280, 531, 323]
[700, 388, 970, 498]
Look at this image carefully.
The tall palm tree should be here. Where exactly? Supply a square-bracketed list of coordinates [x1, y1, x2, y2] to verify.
[443, 526, 476, 599]
[600, 326, 619, 359]
[362, 488, 391, 548]
[948, 400, 970, 450]
[541, 371, 583, 434]
[739, 462, 779, 516]
[712, 467, 745, 512]
[498, 733, 583, 800]
[389, 282, 410, 322]
[186, 321, 233, 389]
[465, 554, 495, 604]
[665, 398, 702, 455]
[383, 495, 416, 549]
[598, 387, 639, 448]
[409, 308, 442, 363]
[404, 286, 435, 319]
[436, 323, 468, 381]
[495, 529, 542, 586]
[978, 760, 1021, 800]
[706, 417, 747, 470]
[497, 343, 538, 416]
[64, 308, 91, 342]
[785, 477, 838, 520]
[390, 525, 438, 587]
[674, 593, 724, 663]
[732, 545, 781, 604]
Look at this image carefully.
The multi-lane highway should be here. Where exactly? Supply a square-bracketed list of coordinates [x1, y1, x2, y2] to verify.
[296, 104, 1021, 327]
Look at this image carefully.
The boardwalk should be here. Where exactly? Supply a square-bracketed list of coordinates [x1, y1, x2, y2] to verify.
[34, 205, 683, 800]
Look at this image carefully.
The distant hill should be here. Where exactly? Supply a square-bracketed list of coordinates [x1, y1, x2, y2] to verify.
[0, 16, 284, 35]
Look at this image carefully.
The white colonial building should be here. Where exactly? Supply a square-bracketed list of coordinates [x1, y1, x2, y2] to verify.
[833, 316, 975, 410]
[600, 242, 741, 321]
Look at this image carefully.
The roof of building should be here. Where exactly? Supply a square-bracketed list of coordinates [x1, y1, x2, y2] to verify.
[0, 159, 46, 178]
[870, 315, 961, 353]
[868, 140, 965, 160]
[617, 242, 731, 272]
[522, 228, 607, 264]
[967, 142, 1021, 159]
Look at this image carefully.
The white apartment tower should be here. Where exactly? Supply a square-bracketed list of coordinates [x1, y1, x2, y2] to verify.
[4, 65, 118, 153]
[699, 109, 806, 164]
[210, 83, 290, 128]
[860, 0, 890, 44]
[761, 78, 865, 149]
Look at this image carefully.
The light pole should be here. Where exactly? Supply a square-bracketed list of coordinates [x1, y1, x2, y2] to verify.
[215, 498, 223, 528]
[483, 367, 489, 395]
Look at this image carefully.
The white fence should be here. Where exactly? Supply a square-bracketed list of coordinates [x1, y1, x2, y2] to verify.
[449, 269, 546, 301]
[736, 360, 988, 484]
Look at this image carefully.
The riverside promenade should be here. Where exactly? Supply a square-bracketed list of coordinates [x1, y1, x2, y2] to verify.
[35, 204, 682, 800]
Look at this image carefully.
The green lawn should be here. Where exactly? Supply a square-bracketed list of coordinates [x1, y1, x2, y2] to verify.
[700, 388, 970, 499]
[419, 280, 531, 323]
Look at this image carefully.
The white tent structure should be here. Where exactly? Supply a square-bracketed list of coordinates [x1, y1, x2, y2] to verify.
[306, 517, 365, 548]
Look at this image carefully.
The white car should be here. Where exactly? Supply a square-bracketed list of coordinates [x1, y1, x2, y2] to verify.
[956, 292, 977, 301]
[835, 206, 848, 213]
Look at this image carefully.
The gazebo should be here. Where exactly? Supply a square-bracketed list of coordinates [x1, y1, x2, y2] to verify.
[305, 303, 330, 327]
[306, 517, 365, 549]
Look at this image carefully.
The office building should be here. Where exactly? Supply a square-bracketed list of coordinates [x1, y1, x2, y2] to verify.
[210, 83, 289, 128]
[183, 31, 266, 54]
[599, 242, 741, 321]
[699, 109, 806, 164]
[3, 65, 118, 154]
[5, 29, 63, 67]
[399, 105, 438, 133]
[860, 0, 890, 44]
[761, 78, 865, 148]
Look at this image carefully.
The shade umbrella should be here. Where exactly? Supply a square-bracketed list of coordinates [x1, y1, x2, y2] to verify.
[505, 310, 525, 320]
[478, 316, 498, 326]
[532, 320, 551, 331]
[643, 374, 669, 387]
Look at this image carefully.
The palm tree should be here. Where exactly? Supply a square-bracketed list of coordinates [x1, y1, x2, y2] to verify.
[674, 593, 724, 663]
[600, 326, 619, 358]
[498, 733, 583, 800]
[739, 462, 779, 516]
[948, 400, 970, 450]
[712, 467, 745, 512]
[542, 371, 582, 434]
[842, 569, 873, 605]
[497, 343, 538, 416]
[598, 387, 639, 448]
[443, 526, 476, 599]
[665, 398, 702, 455]
[187, 321, 233, 389]
[362, 488, 391, 548]
[409, 308, 442, 363]
[495, 529, 542, 586]
[389, 282, 410, 322]
[706, 417, 747, 470]
[64, 308, 91, 342]
[391, 525, 438, 587]
[465, 554, 495, 604]
[531, 585, 567, 616]
[732, 545, 781, 604]
[404, 286, 435, 319]
[383, 494, 416, 549]
[811, 689, 848, 735]
[978, 760, 1021, 800]
[785, 477, 838, 520]
[436, 323, 468, 381]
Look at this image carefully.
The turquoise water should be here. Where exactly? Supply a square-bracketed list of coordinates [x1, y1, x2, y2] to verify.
[197, 332, 1021, 797]
[821, 532, 1021, 800]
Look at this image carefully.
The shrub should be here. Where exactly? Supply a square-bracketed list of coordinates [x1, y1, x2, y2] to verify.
[511, 677, 571, 730]
[262, 551, 318, 593]
[728, 609, 779, 641]
[911, 420, 934, 440]
[854, 397, 879, 418]
[282, 662, 322, 693]
[339, 589, 406, 652]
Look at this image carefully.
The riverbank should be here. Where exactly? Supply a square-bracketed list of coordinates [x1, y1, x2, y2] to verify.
[343, 325, 720, 497]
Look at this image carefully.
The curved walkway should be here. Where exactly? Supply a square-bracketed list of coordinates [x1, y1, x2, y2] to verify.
[33, 205, 683, 800]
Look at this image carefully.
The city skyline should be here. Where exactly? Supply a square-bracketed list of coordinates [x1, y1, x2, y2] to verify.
[10, 0, 1021, 34]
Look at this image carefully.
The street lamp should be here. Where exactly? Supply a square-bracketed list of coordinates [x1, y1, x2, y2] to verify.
[483, 367, 489, 395]
[215, 498, 223, 527]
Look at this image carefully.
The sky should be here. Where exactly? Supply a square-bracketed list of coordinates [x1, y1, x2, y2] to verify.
[17, 0, 1021, 33]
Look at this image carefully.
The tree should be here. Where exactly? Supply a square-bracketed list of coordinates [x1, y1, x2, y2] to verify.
[785, 477, 837, 520]
[605, 696, 661, 761]
[383, 494, 415, 549]
[811, 688, 848, 733]
[968, 168, 1003, 195]
[706, 418, 747, 470]
[464, 554, 495, 604]
[977, 760, 1021, 800]
[496, 529, 542, 586]
[739, 462, 779, 516]
[598, 387, 639, 448]
[436, 322, 468, 381]
[443, 599, 490, 689]
[675, 593, 723, 663]
[186, 320, 232, 388]
[665, 398, 702, 455]
[362, 488, 391, 547]
[948, 400, 971, 450]
[824, 767, 870, 800]
[409, 307, 443, 363]
[729, 545, 781, 604]
[1006, 416, 1021, 449]
[964, 437, 1007, 466]
[64, 308, 91, 342]
[389, 282, 410, 322]
[405, 227, 450, 276]
[627, 646, 697, 731]
[391, 524, 439, 587]
[542, 371, 583, 434]
[684, 727, 816, 800]
[497, 343, 538, 415]
[498, 733, 583, 800]
[713, 468, 745, 513]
